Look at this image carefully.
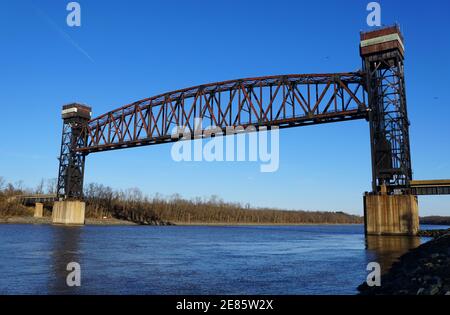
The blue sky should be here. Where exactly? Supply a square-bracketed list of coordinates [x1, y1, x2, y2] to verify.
[0, 0, 449, 215]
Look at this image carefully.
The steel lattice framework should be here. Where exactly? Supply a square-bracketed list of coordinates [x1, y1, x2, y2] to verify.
[57, 26, 427, 200]
[77, 73, 368, 154]
[362, 40, 412, 192]
[56, 116, 89, 199]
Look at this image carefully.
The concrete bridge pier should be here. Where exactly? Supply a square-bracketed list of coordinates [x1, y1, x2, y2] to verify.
[52, 201, 85, 225]
[34, 203, 44, 218]
[364, 188, 419, 236]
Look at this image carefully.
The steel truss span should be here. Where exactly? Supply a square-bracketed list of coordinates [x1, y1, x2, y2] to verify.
[78, 73, 368, 154]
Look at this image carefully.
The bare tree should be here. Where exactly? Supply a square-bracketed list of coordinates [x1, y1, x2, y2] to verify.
[14, 180, 24, 192]
[46, 178, 57, 194]
[75, 181, 363, 225]
[35, 179, 45, 194]
[0, 176, 5, 191]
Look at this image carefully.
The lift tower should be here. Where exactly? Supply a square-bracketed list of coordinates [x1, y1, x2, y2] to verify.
[56, 103, 91, 199]
[360, 25, 412, 192]
[360, 26, 418, 235]
[53, 103, 91, 224]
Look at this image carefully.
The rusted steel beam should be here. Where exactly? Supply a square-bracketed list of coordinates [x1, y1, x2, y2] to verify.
[77, 73, 368, 154]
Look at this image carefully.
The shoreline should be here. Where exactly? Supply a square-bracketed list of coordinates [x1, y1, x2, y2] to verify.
[2, 216, 449, 228]
[0, 216, 365, 226]
[0, 216, 137, 226]
[0, 216, 364, 226]
[171, 221, 362, 226]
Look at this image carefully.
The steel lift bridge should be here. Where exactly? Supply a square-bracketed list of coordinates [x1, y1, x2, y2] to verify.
[52, 25, 449, 234]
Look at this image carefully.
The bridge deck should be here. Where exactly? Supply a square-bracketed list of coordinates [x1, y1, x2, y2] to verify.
[12, 194, 58, 205]
[410, 180, 450, 195]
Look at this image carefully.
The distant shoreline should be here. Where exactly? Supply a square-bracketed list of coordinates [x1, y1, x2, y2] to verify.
[1, 216, 449, 227]
[0, 216, 136, 226]
[171, 221, 362, 226]
[0, 216, 362, 226]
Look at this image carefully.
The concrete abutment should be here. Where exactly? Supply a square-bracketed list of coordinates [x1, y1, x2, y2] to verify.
[364, 193, 419, 236]
[34, 203, 44, 218]
[52, 201, 85, 225]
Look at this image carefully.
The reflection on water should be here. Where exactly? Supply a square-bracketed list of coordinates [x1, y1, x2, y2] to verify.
[365, 235, 422, 274]
[49, 226, 83, 294]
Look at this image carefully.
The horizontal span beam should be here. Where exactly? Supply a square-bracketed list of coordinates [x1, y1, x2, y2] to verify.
[77, 73, 368, 154]
[10, 194, 58, 205]
[411, 186, 450, 196]
[410, 179, 450, 195]
[410, 179, 450, 187]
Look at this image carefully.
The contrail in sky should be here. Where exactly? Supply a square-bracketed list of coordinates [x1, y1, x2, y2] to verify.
[33, 5, 95, 63]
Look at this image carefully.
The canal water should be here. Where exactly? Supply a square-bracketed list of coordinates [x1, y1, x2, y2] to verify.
[0, 224, 446, 295]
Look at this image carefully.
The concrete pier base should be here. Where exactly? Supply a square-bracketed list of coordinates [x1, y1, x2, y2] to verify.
[364, 193, 419, 236]
[34, 203, 44, 218]
[52, 201, 85, 225]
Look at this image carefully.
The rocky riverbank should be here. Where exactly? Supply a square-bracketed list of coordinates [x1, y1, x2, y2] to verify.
[0, 216, 52, 225]
[358, 233, 450, 295]
[418, 228, 450, 238]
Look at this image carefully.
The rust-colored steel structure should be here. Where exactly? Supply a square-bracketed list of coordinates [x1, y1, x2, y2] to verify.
[78, 73, 368, 154]
[360, 25, 412, 193]
[56, 25, 447, 201]
[57, 104, 91, 200]
[56, 73, 368, 199]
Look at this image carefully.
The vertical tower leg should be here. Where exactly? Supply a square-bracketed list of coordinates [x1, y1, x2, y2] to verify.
[54, 103, 91, 225]
[360, 26, 417, 236]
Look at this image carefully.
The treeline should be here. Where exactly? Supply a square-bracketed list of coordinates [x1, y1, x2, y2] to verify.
[84, 183, 164, 224]
[0, 176, 363, 224]
[420, 216, 450, 226]
[84, 183, 363, 225]
[0, 177, 33, 217]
